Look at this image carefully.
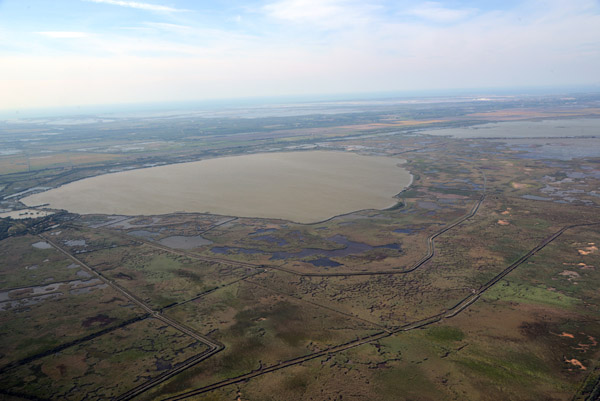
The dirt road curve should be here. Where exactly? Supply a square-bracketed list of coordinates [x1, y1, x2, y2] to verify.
[161, 221, 600, 400]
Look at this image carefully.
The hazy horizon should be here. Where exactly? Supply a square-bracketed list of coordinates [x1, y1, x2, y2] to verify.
[1, 0, 599, 113]
[2, 85, 599, 120]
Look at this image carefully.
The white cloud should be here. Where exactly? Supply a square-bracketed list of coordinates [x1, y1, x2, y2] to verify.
[86, 0, 185, 13]
[406, 2, 476, 23]
[265, 0, 345, 21]
[144, 22, 193, 33]
[263, 0, 380, 28]
[3, 0, 599, 111]
[65, 25, 259, 58]
[37, 31, 90, 39]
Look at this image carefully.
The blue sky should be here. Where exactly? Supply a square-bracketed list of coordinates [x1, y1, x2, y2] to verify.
[0, 0, 599, 110]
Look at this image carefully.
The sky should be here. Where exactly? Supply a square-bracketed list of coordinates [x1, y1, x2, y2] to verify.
[0, 0, 599, 111]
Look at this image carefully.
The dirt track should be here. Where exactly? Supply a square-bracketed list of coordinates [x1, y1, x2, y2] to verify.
[22, 170, 600, 400]
[160, 221, 600, 400]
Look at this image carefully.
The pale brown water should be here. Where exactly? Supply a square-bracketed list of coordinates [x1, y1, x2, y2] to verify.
[0, 209, 54, 219]
[23, 151, 412, 223]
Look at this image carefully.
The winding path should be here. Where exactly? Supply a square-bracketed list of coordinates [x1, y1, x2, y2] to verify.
[88, 179, 486, 278]
[160, 221, 600, 400]
[35, 169, 600, 400]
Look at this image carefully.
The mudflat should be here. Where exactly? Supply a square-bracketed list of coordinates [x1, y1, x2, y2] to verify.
[22, 151, 412, 223]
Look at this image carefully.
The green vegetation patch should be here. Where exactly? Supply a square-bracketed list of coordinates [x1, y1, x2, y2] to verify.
[482, 280, 579, 308]
[454, 347, 553, 390]
[374, 364, 442, 400]
[426, 325, 465, 342]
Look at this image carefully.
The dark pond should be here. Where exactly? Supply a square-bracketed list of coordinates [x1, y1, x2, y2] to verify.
[250, 228, 277, 235]
[521, 194, 552, 201]
[155, 358, 173, 371]
[393, 228, 415, 234]
[210, 234, 400, 264]
[210, 246, 264, 255]
[271, 234, 400, 260]
[252, 235, 288, 246]
[309, 257, 342, 267]
[159, 235, 213, 249]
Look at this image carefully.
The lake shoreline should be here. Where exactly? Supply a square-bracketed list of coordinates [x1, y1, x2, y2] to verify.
[22, 151, 413, 224]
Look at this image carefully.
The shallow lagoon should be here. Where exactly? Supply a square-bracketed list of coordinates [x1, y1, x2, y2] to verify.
[420, 118, 600, 139]
[23, 151, 412, 223]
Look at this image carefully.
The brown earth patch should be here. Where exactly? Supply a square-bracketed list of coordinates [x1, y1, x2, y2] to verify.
[559, 270, 580, 279]
[575, 336, 598, 352]
[565, 358, 587, 370]
[578, 244, 598, 255]
[520, 321, 552, 339]
[41, 354, 88, 380]
[114, 272, 134, 280]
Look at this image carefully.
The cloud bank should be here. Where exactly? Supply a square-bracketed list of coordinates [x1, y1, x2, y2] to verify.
[0, 0, 598, 110]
